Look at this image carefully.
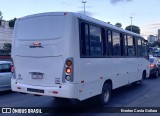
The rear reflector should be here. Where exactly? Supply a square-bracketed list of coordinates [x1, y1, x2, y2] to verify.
[53, 91, 58, 94]
[17, 87, 21, 89]
[33, 42, 41, 46]
[81, 80, 84, 83]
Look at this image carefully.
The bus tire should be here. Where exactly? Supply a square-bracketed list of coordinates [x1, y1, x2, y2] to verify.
[97, 83, 111, 106]
[137, 71, 146, 85]
[155, 70, 159, 78]
[138, 71, 146, 85]
[53, 97, 66, 100]
[142, 71, 146, 79]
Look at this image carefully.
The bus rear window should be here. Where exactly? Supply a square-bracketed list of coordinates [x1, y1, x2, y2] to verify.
[15, 16, 66, 41]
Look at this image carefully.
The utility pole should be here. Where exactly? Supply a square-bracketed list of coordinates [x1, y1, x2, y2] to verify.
[130, 17, 133, 32]
[82, 1, 87, 15]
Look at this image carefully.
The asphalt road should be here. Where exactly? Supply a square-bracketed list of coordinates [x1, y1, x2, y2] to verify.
[1, 77, 160, 116]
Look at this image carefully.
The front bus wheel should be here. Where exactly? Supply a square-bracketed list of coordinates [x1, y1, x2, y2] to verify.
[97, 83, 112, 106]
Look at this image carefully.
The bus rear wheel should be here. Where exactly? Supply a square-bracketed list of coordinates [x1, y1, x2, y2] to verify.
[97, 83, 111, 106]
[137, 71, 146, 85]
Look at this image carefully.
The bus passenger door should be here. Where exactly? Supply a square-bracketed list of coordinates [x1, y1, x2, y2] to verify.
[137, 38, 144, 80]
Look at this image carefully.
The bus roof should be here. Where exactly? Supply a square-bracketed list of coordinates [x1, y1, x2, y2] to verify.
[17, 12, 144, 39]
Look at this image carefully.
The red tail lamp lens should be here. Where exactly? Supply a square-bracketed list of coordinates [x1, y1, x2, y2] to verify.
[11, 66, 14, 72]
[66, 67, 72, 74]
[150, 64, 155, 68]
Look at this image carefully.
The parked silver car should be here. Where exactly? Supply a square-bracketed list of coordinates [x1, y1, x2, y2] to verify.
[0, 61, 12, 91]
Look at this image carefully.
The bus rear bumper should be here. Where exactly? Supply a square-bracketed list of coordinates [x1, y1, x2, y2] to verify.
[11, 79, 79, 99]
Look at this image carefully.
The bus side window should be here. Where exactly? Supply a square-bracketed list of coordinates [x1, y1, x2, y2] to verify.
[123, 34, 128, 56]
[102, 28, 107, 56]
[89, 25, 103, 56]
[127, 35, 136, 56]
[137, 38, 142, 57]
[107, 30, 113, 56]
[80, 22, 105, 57]
[142, 40, 149, 59]
[112, 31, 121, 56]
[80, 22, 90, 56]
[133, 37, 137, 56]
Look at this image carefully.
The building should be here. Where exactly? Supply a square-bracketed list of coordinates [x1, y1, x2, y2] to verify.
[158, 29, 160, 41]
[0, 20, 13, 48]
[147, 35, 158, 44]
[0, 20, 13, 59]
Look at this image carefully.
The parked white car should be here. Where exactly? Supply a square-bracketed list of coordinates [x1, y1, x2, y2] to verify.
[0, 61, 12, 91]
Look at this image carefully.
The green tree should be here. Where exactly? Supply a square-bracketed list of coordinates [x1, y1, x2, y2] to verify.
[0, 11, 3, 20]
[125, 25, 140, 34]
[0, 43, 12, 55]
[9, 18, 17, 28]
[115, 22, 122, 28]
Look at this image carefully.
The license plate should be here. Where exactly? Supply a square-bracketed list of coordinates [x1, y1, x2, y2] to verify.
[31, 72, 43, 79]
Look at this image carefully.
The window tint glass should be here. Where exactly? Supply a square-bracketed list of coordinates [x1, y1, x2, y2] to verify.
[124, 35, 128, 56]
[80, 21, 148, 58]
[89, 25, 103, 56]
[108, 30, 112, 56]
[85, 24, 90, 55]
[0, 64, 11, 73]
[137, 38, 142, 57]
[112, 32, 121, 56]
[80, 23, 89, 56]
[80, 22, 104, 57]
[142, 40, 149, 59]
[127, 35, 135, 56]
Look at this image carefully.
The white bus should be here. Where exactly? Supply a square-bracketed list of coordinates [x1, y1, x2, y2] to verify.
[11, 12, 149, 105]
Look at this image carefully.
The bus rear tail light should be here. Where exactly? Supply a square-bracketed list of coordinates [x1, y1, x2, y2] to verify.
[11, 65, 14, 73]
[66, 67, 72, 74]
[11, 58, 16, 79]
[66, 60, 72, 67]
[63, 58, 73, 82]
[53, 91, 58, 94]
[65, 75, 71, 81]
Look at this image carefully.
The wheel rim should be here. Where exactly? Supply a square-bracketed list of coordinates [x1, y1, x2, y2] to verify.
[104, 90, 110, 102]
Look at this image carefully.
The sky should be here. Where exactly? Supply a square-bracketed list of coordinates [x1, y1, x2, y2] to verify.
[0, 0, 160, 39]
